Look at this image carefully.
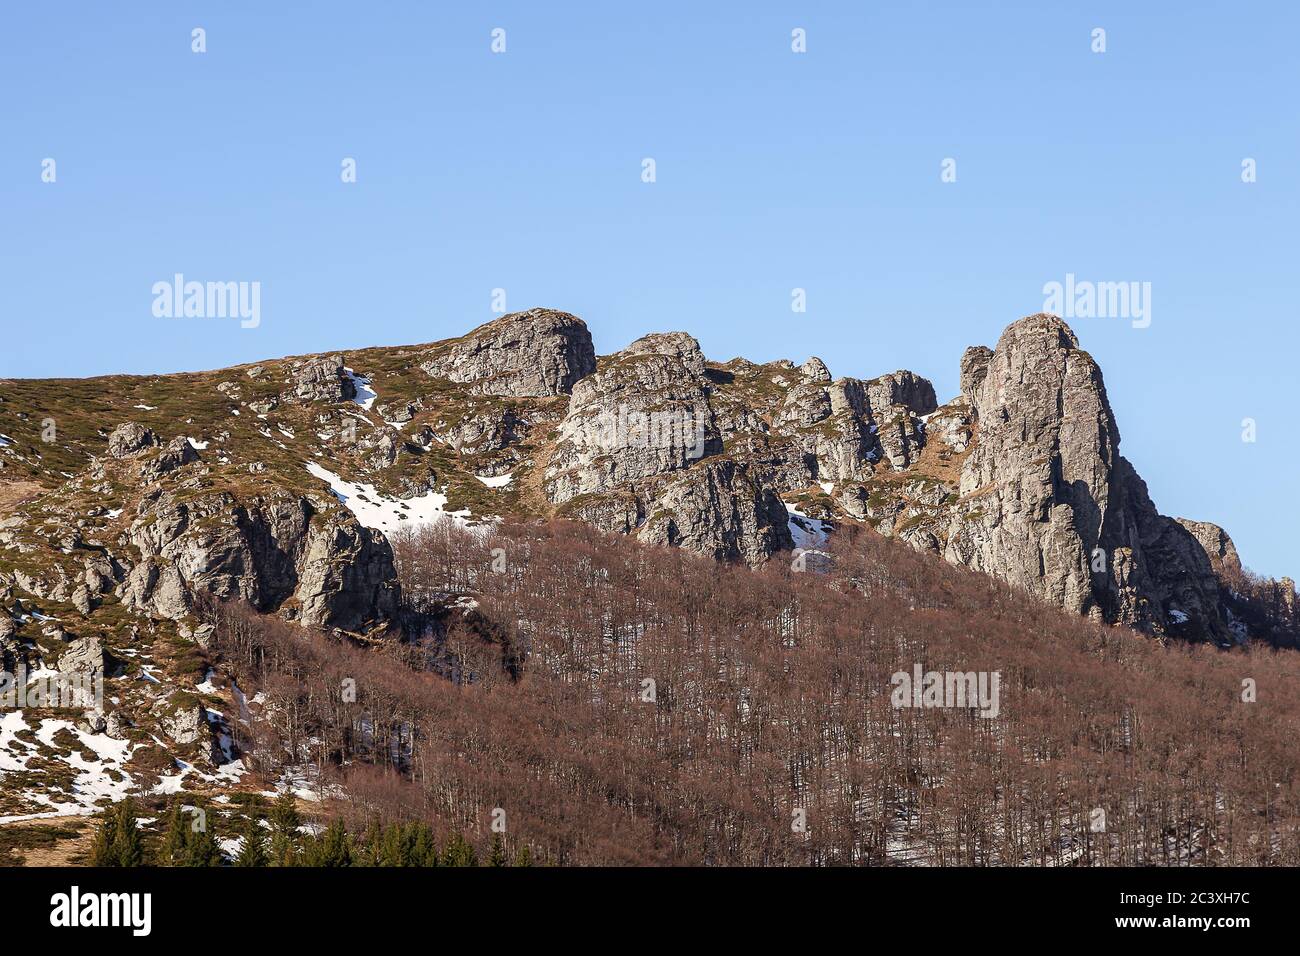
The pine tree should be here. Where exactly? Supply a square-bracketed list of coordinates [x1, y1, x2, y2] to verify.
[87, 805, 119, 867]
[268, 790, 301, 867]
[441, 832, 477, 867]
[357, 820, 383, 867]
[158, 801, 190, 866]
[308, 819, 352, 867]
[269, 789, 300, 833]
[408, 821, 437, 867]
[89, 799, 144, 867]
[513, 843, 533, 867]
[185, 807, 222, 867]
[379, 822, 410, 867]
[488, 832, 507, 867]
[235, 817, 269, 867]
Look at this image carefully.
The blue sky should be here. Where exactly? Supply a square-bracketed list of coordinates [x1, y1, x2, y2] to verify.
[2, 2, 1296, 577]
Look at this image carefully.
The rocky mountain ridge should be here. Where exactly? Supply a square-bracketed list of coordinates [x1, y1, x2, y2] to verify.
[3, 307, 1294, 656]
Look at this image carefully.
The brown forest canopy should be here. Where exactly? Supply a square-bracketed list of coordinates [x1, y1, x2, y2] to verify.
[205, 518, 1300, 866]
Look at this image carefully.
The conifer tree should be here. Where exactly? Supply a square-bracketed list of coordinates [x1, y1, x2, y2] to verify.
[235, 816, 269, 867]
[488, 832, 507, 867]
[89, 799, 145, 867]
[441, 832, 477, 867]
[158, 801, 190, 866]
[408, 821, 437, 867]
[185, 807, 222, 867]
[357, 820, 383, 867]
[308, 819, 352, 867]
[513, 843, 533, 867]
[379, 822, 410, 867]
[268, 790, 301, 867]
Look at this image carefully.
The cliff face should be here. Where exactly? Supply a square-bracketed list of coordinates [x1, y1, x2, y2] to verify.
[0, 308, 1289, 651]
[943, 315, 1228, 641]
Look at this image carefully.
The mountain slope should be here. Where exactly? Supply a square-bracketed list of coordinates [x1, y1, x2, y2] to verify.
[3, 308, 1291, 652]
[1, 305, 1297, 850]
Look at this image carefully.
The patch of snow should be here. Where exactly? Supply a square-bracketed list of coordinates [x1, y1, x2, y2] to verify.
[344, 368, 378, 410]
[0, 434, 11, 448]
[1168, 608, 1189, 625]
[819, 481, 835, 495]
[784, 502, 830, 550]
[305, 461, 472, 532]
[476, 473, 513, 488]
[133, 404, 157, 411]
[187, 437, 209, 450]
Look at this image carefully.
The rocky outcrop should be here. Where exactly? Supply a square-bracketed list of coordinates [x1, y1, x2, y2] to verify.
[421, 309, 596, 397]
[294, 514, 398, 630]
[119, 488, 396, 631]
[959, 346, 993, 402]
[118, 559, 192, 620]
[59, 634, 108, 688]
[1176, 519, 1243, 578]
[141, 436, 200, 479]
[545, 334, 720, 505]
[290, 355, 355, 404]
[944, 314, 1230, 642]
[799, 357, 832, 382]
[107, 422, 159, 458]
[638, 458, 793, 564]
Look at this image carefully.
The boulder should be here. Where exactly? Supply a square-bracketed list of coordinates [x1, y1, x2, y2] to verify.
[107, 422, 159, 459]
[420, 308, 596, 397]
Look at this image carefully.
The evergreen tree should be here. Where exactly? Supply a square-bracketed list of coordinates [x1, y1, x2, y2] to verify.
[87, 805, 119, 867]
[308, 819, 352, 867]
[158, 801, 190, 866]
[408, 821, 437, 867]
[379, 822, 410, 867]
[357, 820, 383, 867]
[235, 816, 269, 867]
[89, 799, 144, 867]
[268, 790, 301, 867]
[488, 832, 507, 867]
[513, 844, 533, 867]
[185, 807, 222, 867]
[269, 789, 301, 833]
[441, 832, 477, 867]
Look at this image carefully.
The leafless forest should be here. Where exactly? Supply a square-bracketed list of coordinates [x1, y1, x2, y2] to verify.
[203, 519, 1300, 866]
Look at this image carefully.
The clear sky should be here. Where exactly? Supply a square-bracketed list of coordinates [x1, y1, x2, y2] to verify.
[2, 2, 1296, 577]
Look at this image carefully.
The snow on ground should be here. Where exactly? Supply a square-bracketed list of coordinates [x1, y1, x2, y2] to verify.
[1168, 608, 1189, 624]
[133, 404, 157, 411]
[196, 668, 221, 695]
[819, 481, 835, 495]
[0, 434, 11, 448]
[475, 472, 513, 488]
[344, 368, 377, 410]
[0, 712, 136, 819]
[186, 437, 209, 450]
[784, 502, 830, 551]
[306, 461, 471, 532]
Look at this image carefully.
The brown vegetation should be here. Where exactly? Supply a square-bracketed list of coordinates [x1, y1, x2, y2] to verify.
[202, 518, 1300, 866]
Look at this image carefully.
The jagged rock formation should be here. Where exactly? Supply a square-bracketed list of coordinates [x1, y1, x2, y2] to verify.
[944, 314, 1229, 642]
[420, 308, 596, 397]
[0, 306, 1292, 652]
